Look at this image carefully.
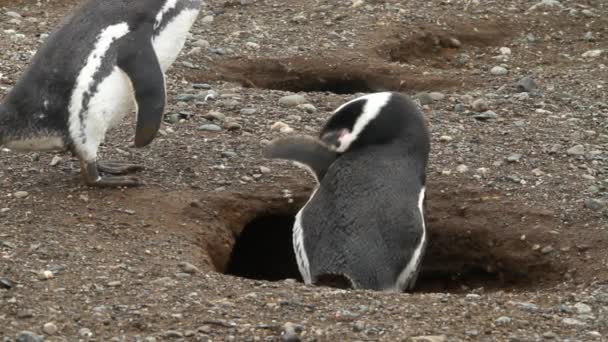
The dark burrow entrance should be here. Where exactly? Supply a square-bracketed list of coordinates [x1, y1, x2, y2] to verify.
[195, 182, 566, 293]
[225, 213, 302, 282]
[185, 56, 460, 95]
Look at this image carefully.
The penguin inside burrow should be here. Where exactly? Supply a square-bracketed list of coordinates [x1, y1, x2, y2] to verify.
[0, 0, 203, 187]
[265, 91, 431, 292]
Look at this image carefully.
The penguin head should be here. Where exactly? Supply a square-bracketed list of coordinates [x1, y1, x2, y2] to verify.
[320, 92, 407, 153]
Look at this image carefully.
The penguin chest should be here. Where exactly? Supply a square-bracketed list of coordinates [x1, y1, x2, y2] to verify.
[86, 67, 136, 130]
[152, 3, 201, 72]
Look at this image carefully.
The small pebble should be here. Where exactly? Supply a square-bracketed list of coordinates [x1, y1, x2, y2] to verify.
[584, 199, 604, 210]
[490, 66, 508, 75]
[14, 191, 29, 199]
[517, 77, 538, 92]
[38, 270, 54, 280]
[567, 145, 585, 156]
[224, 121, 242, 131]
[280, 322, 302, 342]
[259, 166, 271, 174]
[297, 103, 317, 113]
[198, 124, 222, 132]
[16, 331, 43, 342]
[79, 328, 93, 337]
[107, 281, 121, 287]
[43, 322, 58, 335]
[204, 111, 225, 121]
[240, 108, 257, 115]
[165, 330, 184, 338]
[456, 164, 468, 173]
[472, 99, 489, 112]
[562, 318, 585, 326]
[507, 153, 522, 163]
[496, 316, 512, 325]
[279, 95, 307, 107]
[178, 262, 199, 274]
[574, 302, 592, 314]
[473, 111, 497, 121]
[0, 277, 13, 289]
[582, 49, 603, 58]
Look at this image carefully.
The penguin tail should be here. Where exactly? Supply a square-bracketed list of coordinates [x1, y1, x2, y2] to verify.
[264, 135, 337, 182]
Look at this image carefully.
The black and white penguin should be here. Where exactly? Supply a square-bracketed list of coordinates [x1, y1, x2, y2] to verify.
[265, 92, 430, 292]
[0, 0, 203, 186]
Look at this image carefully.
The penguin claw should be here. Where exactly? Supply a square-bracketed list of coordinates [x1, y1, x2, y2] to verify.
[80, 160, 143, 187]
[97, 160, 144, 175]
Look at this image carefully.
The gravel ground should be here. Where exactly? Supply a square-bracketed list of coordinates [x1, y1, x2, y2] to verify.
[1, 0, 608, 341]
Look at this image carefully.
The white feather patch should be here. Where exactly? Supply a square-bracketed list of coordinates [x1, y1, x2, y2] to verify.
[152, 8, 200, 72]
[293, 189, 318, 285]
[394, 186, 427, 291]
[68, 22, 130, 160]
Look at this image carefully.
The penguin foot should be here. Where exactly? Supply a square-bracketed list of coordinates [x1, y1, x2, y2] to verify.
[97, 160, 144, 175]
[90, 175, 142, 187]
[80, 160, 143, 187]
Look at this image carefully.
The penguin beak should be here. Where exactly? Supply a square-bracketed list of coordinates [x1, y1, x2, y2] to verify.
[321, 129, 348, 150]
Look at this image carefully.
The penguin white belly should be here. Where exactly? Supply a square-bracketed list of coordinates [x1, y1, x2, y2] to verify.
[153, 8, 201, 72]
[75, 67, 135, 161]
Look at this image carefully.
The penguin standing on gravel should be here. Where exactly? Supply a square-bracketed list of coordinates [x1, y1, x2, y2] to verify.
[0, 0, 203, 186]
[265, 92, 430, 292]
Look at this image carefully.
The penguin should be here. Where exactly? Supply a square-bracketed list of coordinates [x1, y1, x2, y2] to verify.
[265, 92, 430, 292]
[0, 0, 203, 187]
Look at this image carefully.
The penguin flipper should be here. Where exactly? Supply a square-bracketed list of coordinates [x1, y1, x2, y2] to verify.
[264, 135, 337, 181]
[117, 26, 166, 148]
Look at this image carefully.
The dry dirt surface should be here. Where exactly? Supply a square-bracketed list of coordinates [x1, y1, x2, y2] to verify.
[1, 0, 608, 341]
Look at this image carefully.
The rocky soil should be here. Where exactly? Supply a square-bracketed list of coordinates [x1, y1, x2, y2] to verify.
[1, 0, 608, 341]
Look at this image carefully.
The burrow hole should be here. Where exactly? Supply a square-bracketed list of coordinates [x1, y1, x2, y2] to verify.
[219, 191, 563, 293]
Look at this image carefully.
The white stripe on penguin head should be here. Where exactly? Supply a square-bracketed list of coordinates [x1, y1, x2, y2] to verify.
[334, 92, 392, 153]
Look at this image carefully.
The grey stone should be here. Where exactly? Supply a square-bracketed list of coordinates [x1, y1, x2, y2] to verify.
[517, 77, 538, 92]
[14, 191, 29, 199]
[584, 198, 604, 210]
[490, 66, 508, 75]
[473, 111, 498, 121]
[79, 328, 93, 337]
[165, 330, 184, 338]
[0, 277, 13, 289]
[281, 322, 303, 342]
[201, 15, 214, 24]
[496, 316, 512, 325]
[178, 262, 199, 274]
[176, 94, 197, 102]
[279, 95, 307, 107]
[574, 302, 592, 314]
[15, 331, 42, 342]
[221, 151, 238, 158]
[567, 145, 585, 156]
[416, 92, 434, 105]
[240, 108, 257, 115]
[197, 124, 222, 132]
[507, 153, 522, 162]
[43, 322, 58, 335]
[192, 83, 212, 89]
[472, 99, 489, 112]
[297, 103, 317, 113]
[204, 111, 226, 121]
[429, 92, 445, 101]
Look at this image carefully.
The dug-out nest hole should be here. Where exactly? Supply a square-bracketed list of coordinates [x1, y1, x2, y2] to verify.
[186, 181, 564, 292]
[376, 21, 513, 67]
[187, 56, 460, 94]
